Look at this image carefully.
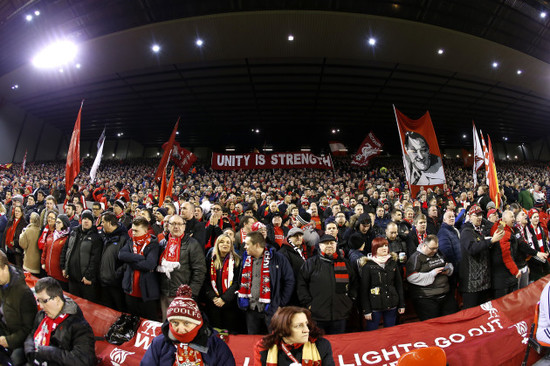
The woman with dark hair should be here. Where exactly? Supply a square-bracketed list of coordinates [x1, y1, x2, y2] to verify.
[204, 234, 242, 333]
[41, 214, 70, 290]
[359, 237, 405, 331]
[253, 306, 334, 366]
[2, 205, 27, 266]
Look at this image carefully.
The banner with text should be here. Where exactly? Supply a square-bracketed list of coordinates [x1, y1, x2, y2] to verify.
[211, 152, 334, 170]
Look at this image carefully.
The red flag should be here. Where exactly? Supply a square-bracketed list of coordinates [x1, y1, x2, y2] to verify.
[394, 106, 446, 197]
[162, 141, 197, 174]
[165, 166, 175, 201]
[487, 135, 501, 208]
[65, 102, 82, 194]
[158, 168, 167, 206]
[21, 150, 27, 175]
[329, 141, 347, 156]
[154, 119, 179, 182]
[0, 163, 12, 171]
[351, 131, 383, 166]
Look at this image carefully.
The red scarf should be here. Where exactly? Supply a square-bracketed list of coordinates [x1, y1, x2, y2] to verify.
[170, 321, 202, 343]
[170, 321, 204, 366]
[416, 231, 426, 245]
[161, 235, 182, 263]
[130, 233, 152, 298]
[238, 249, 271, 304]
[273, 226, 285, 246]
[33, 313, 69, 347]
[4, 218, 20, 248]
[210, 253, 235, 296]
[323, 252, 350, 290]
[38, 226, 51, 251]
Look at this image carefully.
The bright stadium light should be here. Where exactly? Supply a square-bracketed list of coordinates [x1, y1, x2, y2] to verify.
[32, 41, 78, 68]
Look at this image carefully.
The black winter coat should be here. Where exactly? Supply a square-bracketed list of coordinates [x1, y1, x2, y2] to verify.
[99, 224, 130, 287]
[0, 266, 37, 348]
[297, 254, 357, 322]
[459, 223, 492, 293]
[24, 298, 96, 366]
[359, 257, 405, 315]
[60, 225, 103, 283]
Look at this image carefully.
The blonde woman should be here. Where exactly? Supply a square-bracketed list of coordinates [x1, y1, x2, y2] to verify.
[204, 234, 242, 333]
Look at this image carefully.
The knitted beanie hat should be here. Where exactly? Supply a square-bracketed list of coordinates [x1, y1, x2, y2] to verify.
[166, 285, 202, 325]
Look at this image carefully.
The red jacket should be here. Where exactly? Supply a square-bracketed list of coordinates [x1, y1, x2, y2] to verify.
[41, 234, 69, 283]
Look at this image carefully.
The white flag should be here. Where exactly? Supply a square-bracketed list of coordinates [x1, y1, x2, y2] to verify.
[472, 122, 484, 188]
[90, 128, 106, 183]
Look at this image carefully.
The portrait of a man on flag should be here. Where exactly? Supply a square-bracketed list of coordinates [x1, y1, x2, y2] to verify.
[394, 106, 446, 195]
[403, 130, 445, 185]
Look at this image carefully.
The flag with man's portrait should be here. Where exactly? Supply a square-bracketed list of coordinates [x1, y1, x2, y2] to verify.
[393, 105, 446, 197]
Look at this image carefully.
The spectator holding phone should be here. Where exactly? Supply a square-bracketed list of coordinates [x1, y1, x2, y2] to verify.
[406, 235, 457, 321]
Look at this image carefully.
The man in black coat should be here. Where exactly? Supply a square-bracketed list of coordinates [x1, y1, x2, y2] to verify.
[99, 211, 130, 312]
[297, 234, 358, 335]
[60, 210, 103, 303]
[24, 277, 96, 366]
[0, 250, 37, 366]
[278, 227, 308, 306]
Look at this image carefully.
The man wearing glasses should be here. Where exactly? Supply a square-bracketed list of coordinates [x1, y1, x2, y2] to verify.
[24, 277, 95, 366]
[157, 215, 205, 321]
[406, 234, 457, 321]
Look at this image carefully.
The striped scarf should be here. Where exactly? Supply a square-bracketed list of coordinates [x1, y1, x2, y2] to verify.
[266, 341, 322, 366]
[321, 253, 349, 293]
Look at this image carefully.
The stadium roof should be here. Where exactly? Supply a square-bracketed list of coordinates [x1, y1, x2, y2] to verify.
[1, 0, 550, 154]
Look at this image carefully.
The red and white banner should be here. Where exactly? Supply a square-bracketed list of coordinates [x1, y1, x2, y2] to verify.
[211, 152, 334, 170]
[351, 131, 383, 167]
[162, 141, 197, 174]
[394, 106, 446, 197]
[23, 273, 549, 366]
[329, 141, 347, 157]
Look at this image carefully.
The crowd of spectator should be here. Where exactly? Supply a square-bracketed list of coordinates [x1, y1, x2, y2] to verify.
[0, 156, 549, 343]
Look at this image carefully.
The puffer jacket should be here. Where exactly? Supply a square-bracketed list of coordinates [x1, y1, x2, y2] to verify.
[99, 224, 130, 287]
[24, 297, 96, 366]
[60, 225, 103, 283]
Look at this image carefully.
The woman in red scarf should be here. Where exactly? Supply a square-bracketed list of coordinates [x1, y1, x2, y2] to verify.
[2, 206, 27, 266]
[254, 306, 334, 366]
[41, 214, 70, 291]
[204, 234, 242, 333]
